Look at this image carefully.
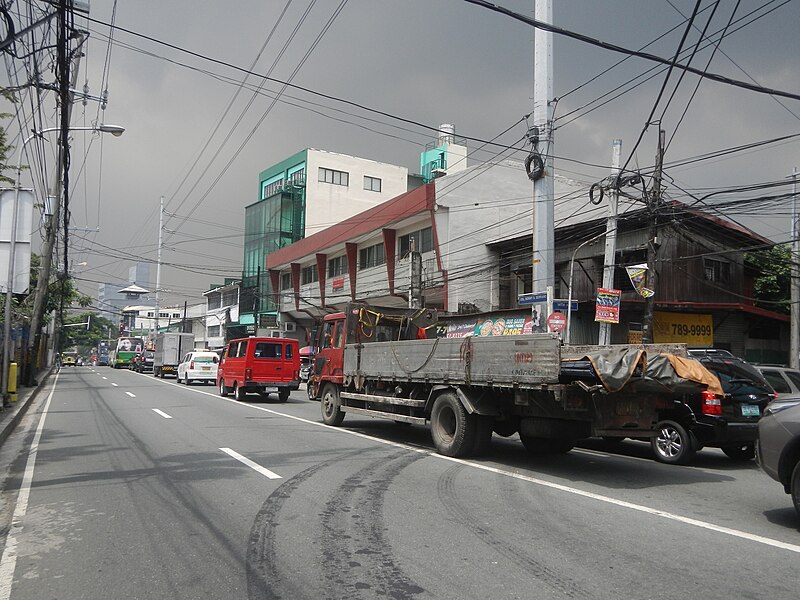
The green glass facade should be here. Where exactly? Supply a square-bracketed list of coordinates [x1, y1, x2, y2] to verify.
[242, 150, 308, 319]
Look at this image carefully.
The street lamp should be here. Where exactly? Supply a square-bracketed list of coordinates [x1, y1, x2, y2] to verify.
[565, 228, 615, 345]
[2, 124, 124, 404]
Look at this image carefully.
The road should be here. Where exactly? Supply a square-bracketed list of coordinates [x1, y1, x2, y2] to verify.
[0, 366, 798, 599]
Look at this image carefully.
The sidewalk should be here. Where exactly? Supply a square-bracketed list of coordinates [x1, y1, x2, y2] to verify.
[0, 368, 52, 446]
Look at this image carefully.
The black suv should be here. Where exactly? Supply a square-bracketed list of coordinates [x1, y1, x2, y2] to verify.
[649, 350, 775, 464]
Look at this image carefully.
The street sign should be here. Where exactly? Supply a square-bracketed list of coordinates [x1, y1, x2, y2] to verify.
[553, 299, 578, 312]
[547, 312, 566, 332]
[518, 291, 547, 305]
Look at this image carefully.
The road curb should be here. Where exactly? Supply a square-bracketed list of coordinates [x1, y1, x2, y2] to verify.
[0, 369, 52, 447]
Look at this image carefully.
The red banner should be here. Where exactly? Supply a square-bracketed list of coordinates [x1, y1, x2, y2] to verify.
[595, 288, 621, 324]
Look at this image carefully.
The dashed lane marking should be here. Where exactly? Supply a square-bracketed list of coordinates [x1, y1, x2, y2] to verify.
[220, 447, 282, 480]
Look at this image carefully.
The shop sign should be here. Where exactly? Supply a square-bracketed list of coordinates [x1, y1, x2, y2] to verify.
[653, 312, 713, 345]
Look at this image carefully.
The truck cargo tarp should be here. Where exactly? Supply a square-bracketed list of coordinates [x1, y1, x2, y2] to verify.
[576, 348, 721, 394]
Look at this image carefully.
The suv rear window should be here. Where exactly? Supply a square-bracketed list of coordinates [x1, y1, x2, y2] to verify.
[703, 360, 773, 395]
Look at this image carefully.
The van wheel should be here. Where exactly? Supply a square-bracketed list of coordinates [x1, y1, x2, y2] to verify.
[321, 384, 345, 426]
[430, 392, 476, 457]
[651, 420, 696, 465]
[234, 383, 247, 401]
[278, 390, 290, 403]
[219, 379, 229, 397]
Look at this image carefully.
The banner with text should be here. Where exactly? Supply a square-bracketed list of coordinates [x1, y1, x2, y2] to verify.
[595, 288, 621, 324]
[653, 311, 713, 345]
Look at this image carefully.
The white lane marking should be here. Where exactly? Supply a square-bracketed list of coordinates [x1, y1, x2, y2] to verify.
[220, 448, 282, 480]
[0, 372, 59, 600]
[111, 383, 118, 387]
[102, 376, 107, 380]
[152, 409, 172, 419]
[154, 378, 800, 555]
[125, 392, 136, 398]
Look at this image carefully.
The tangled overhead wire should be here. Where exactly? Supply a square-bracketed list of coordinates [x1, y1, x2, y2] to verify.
[589, 172, 645, 205]
[524, 124, 545, 182]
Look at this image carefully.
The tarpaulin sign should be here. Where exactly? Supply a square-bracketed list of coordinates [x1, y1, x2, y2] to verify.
[595, 288, 621, 324]
[625, 263, 654, 298]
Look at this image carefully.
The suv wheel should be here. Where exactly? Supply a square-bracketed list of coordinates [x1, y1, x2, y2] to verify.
[651, 420, 697, 465]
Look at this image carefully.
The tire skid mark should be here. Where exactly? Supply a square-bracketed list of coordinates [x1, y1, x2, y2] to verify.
[319, 451, 428, 600]
[246, 450, 364, 600]
[436, 465, 586, 599]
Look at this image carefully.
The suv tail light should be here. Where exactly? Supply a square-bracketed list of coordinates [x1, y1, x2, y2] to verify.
[702, 390, 722, 416]
[245, 368, 252, 381]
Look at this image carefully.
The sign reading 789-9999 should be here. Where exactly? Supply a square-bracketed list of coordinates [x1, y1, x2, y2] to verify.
[653, 311, 714, 345]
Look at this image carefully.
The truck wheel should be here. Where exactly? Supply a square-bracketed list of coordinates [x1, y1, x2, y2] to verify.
[234, 383, 247, 401]
[651, 420, 696, 465]
[430, 392, 476, 457]
[721, 444, 755, 461]
[321, 384, 345, 426]
[791, 461, 800, 518]
[519, 433, 574, 454]
[278, 389, 290, 403]
[219, 379, 230, 397]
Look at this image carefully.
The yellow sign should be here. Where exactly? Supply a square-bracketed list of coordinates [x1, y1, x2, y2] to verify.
[653, 312, 713, 346]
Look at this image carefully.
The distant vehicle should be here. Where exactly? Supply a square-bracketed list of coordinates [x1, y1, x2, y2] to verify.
[177, 351, 219, 385]
[61, 355, 76, 366]
[299, 346, 315, 382]
[97, 341, 110, 366]
[110, 337, 144, 369]
[133, 349, 155, 373]
[658, 350, 776, 465]
[218, 337, 300, 402]
[153, 333, 195, 378]
[757, 397, 800, 516]
[757, 366, 800, 399]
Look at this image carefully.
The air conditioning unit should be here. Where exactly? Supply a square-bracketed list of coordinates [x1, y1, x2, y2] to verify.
[282, 321, 297, 333]
[266, 329, 283, 338]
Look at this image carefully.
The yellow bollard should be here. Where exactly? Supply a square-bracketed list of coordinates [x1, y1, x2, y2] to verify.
[8, 362, 18, 402]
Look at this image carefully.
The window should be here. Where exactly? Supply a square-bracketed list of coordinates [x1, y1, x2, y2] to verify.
[262, 178, 284, 199]
[222, 289, 237, 307]
[399, 227, 433, 255]
[704, 258, 731, 283]
[359, 243, 386, 270]
[328, 255, 348, 277]
[321, 321, 335, 348]
[172, 313, 181, 319]
[301, 265, 318, 284]
[364, 176, 382, 192]
[288, 168, 305, 185]
[285, 344, 293, 359]
[281, 273, 291, 290]
[254, 342, 282, 359]
[208, 325, 221, 337]
[762, 371, 790, 393]
[229, 341, 247, 358]
[318, 167, 349, 186]
[147, 312, 154, 317]
[159, 312, 169, 318]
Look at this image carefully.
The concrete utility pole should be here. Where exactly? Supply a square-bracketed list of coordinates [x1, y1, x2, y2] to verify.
[791, 167, 799, 369]
[598, 139, 622, 345]
[409, 238, 423, 309]
[154, 195, 164, 336]
[642, 129, 665, 343]
[531, 0, 555, 293]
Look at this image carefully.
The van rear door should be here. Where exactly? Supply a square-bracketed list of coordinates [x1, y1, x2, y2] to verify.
[252, 340, 289, 383]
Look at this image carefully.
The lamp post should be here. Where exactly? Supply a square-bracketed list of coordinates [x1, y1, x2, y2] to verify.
[565, 228, 615, 346]
[3, 124, 124, 404]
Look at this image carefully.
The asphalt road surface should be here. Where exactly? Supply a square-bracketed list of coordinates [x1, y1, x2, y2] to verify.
[0, 366, 798, 599]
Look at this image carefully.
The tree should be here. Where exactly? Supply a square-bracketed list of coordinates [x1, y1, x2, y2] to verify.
[62, 313, 115, 354]
[744, 244, 790, 315]
[0, 87, 16, 185]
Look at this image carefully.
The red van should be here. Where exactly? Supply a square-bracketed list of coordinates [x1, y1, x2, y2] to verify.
[217, 337, 300, 401]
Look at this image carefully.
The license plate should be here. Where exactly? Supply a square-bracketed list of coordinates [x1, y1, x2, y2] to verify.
[201, 366, 211, 371]
[741, 405, 760, 417]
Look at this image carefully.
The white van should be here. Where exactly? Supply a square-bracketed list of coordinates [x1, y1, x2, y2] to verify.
[177, 351, 219, 385]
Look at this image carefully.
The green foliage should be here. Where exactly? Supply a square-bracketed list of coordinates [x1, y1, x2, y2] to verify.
[744, 244, 790, 314]
[62, 313, 115, 355]
[0, 87, 17, 185]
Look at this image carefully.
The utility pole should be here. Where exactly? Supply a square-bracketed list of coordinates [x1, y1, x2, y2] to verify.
[642, 129, 665, 343]
[154, 195, 164, 336]
[25, 22, 83, 385]
[409, 237, 423, 309]
[531, 0, 555, 294]
[598, 139, 622, 345]
[791, 167, 799, 369]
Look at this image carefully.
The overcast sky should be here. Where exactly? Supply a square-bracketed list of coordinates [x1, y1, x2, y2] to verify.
[5, 0, 800, 307]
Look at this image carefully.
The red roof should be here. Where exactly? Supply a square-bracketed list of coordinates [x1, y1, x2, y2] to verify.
[266, 183, 435, 268]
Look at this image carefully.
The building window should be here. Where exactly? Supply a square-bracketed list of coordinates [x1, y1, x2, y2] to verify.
[318, 167, 349, 186]
[222, 289, 237, 307]
[147, 312, 154, 317]
[328, 255, 348, 277]
[262, 178, 284, 199]
[207, 325, 221, 337]
[281, 273, 291, 290]
[159, 312, 169, 318]
[301, 265, 319, 285]
[172, 313, 181, 319]
[364, 176, 382, 192]
[704, 258, 731, 283]
[288, 168, 305, 184]
[359, 243, 385, 270]
[399, 227, 433, 256]
[207, 292, 221, 310]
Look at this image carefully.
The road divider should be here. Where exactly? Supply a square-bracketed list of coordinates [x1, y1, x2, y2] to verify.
[220, 447, 282, 480]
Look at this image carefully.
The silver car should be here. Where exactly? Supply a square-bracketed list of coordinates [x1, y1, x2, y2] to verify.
[756, 396, 800, 516]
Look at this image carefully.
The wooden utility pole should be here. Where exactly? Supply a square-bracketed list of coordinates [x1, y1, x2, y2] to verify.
[642, 129, 665, 343]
